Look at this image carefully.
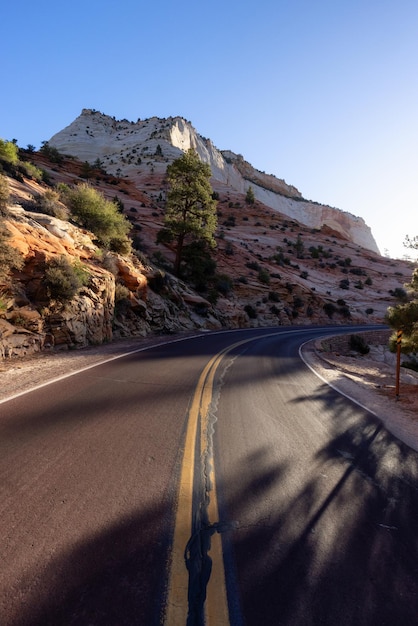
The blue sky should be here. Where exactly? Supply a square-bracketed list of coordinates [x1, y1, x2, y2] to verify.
[2, 0, 417, 259]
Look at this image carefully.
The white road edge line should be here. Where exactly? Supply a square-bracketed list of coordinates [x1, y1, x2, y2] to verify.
[299, 337, 380, 419]
[0, 333, 207, 405]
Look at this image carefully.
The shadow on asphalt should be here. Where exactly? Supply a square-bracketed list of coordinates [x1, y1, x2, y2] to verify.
[217, 382, 418, 626]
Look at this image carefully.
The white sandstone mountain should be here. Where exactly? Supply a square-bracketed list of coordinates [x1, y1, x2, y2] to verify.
[49, 109, 379, 254]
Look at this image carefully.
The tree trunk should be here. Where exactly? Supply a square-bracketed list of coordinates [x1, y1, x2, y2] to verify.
[174, 234, 184, 276]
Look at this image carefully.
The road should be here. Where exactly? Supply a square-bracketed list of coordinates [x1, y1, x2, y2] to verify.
[1, 326, 418, 625]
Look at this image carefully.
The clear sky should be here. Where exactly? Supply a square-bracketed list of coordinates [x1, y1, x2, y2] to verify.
[2, 0, 417, 260]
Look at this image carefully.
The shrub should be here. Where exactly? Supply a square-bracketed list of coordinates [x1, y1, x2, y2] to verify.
[0, 225, 24, 282]
[0, 174, 10, 216]
[33, 189, 69, 219]
[40, 142, 64, 164]
[245, 186, 255, 204]
[350, 334, 370, 355]
[258, 268, 270, 284]
[246, 261, 261, 271]
[244, 304, 257, 319]
[339, 278, 350, 290]
[115, 282, 130, 302]
[215, 273, 233, 296]
[19, 161, 43, 182]
[323, 302, 336, 318]
[223, 215, 236, 227]
[339, 305, 351, 319]
[62, 183, 131, 253]
[0, 139, 19, 165]
[390, 287, 408, 302]
[44, 255, 86, 301]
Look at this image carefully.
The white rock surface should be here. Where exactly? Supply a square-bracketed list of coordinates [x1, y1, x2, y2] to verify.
[48, 109, 380, 254]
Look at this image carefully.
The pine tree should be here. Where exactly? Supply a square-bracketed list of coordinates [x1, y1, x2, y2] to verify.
[386, 268, 418, 352]
[245, 185, 255, 204]
[159, 149, 217, 276]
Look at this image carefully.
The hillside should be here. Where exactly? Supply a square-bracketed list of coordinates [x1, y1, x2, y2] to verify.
[0, 115, 414, 359]
[50, 109, 379, 253]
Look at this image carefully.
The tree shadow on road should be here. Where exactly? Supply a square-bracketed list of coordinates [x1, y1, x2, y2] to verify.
[216, 383, 418, 626]
[4, 499, 173, 626]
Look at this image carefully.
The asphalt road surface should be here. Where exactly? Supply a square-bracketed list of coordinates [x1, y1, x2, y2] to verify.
[1, 326, 418, 626]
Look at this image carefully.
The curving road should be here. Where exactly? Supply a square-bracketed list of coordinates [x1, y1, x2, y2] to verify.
[1, 326, 418, 625]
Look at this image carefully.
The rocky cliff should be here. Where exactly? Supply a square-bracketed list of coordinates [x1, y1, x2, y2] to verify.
[49, 109, 379, 254]
[1, 178, 223, 358]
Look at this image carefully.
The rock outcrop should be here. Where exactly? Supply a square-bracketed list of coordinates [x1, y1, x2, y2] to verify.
[0, 197, 223, 358]
[48, 109, 380, 254]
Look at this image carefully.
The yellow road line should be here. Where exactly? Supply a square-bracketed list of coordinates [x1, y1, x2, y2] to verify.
[164, 351, 223, 625]
[200, 352, 230, 626]
[165, 334, 278, 625]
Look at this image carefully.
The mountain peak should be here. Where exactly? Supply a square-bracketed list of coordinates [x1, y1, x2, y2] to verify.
[49, 110, 379, 253]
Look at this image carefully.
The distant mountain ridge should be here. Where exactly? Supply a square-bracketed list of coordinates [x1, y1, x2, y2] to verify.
[49, 109, 379, 254]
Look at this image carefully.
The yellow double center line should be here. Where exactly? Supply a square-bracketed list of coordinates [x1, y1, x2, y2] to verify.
[164, 343, 238, 625]
[164, 333, 280, 624]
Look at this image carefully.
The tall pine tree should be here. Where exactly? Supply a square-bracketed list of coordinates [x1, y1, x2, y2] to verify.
[159, 149, 217, 276]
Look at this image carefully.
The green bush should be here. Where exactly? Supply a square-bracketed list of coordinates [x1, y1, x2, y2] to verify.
[323, 302, 336, 318]
[40, 142, 64, 164]
[214, 273, 233, 296]
[246, 261, 261, 271]
[339, 305, 351, 319]
[390, 287, 408, 302]
[0, 139, 19, 165]
[115, 282, 130, 302]
[245, 186, 255, 204]
[33, 189, 69, 219]
[62, 183, 131, 253]
[244, 304, 257, 319]
[350, 334, 370, 355]
[19, 161, 43, 182]
[44, 255, 87, 301]
[258, 268, 270, 285]
[0, 174, 10, 216]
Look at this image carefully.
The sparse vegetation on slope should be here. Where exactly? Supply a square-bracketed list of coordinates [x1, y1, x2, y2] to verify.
[0, 129, 415, 359]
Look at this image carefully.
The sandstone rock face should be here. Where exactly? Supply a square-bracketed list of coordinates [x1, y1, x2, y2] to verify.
[44, 269, 115, 348]
[0, 201, 224, 358]
[48, 109, 379, 254]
